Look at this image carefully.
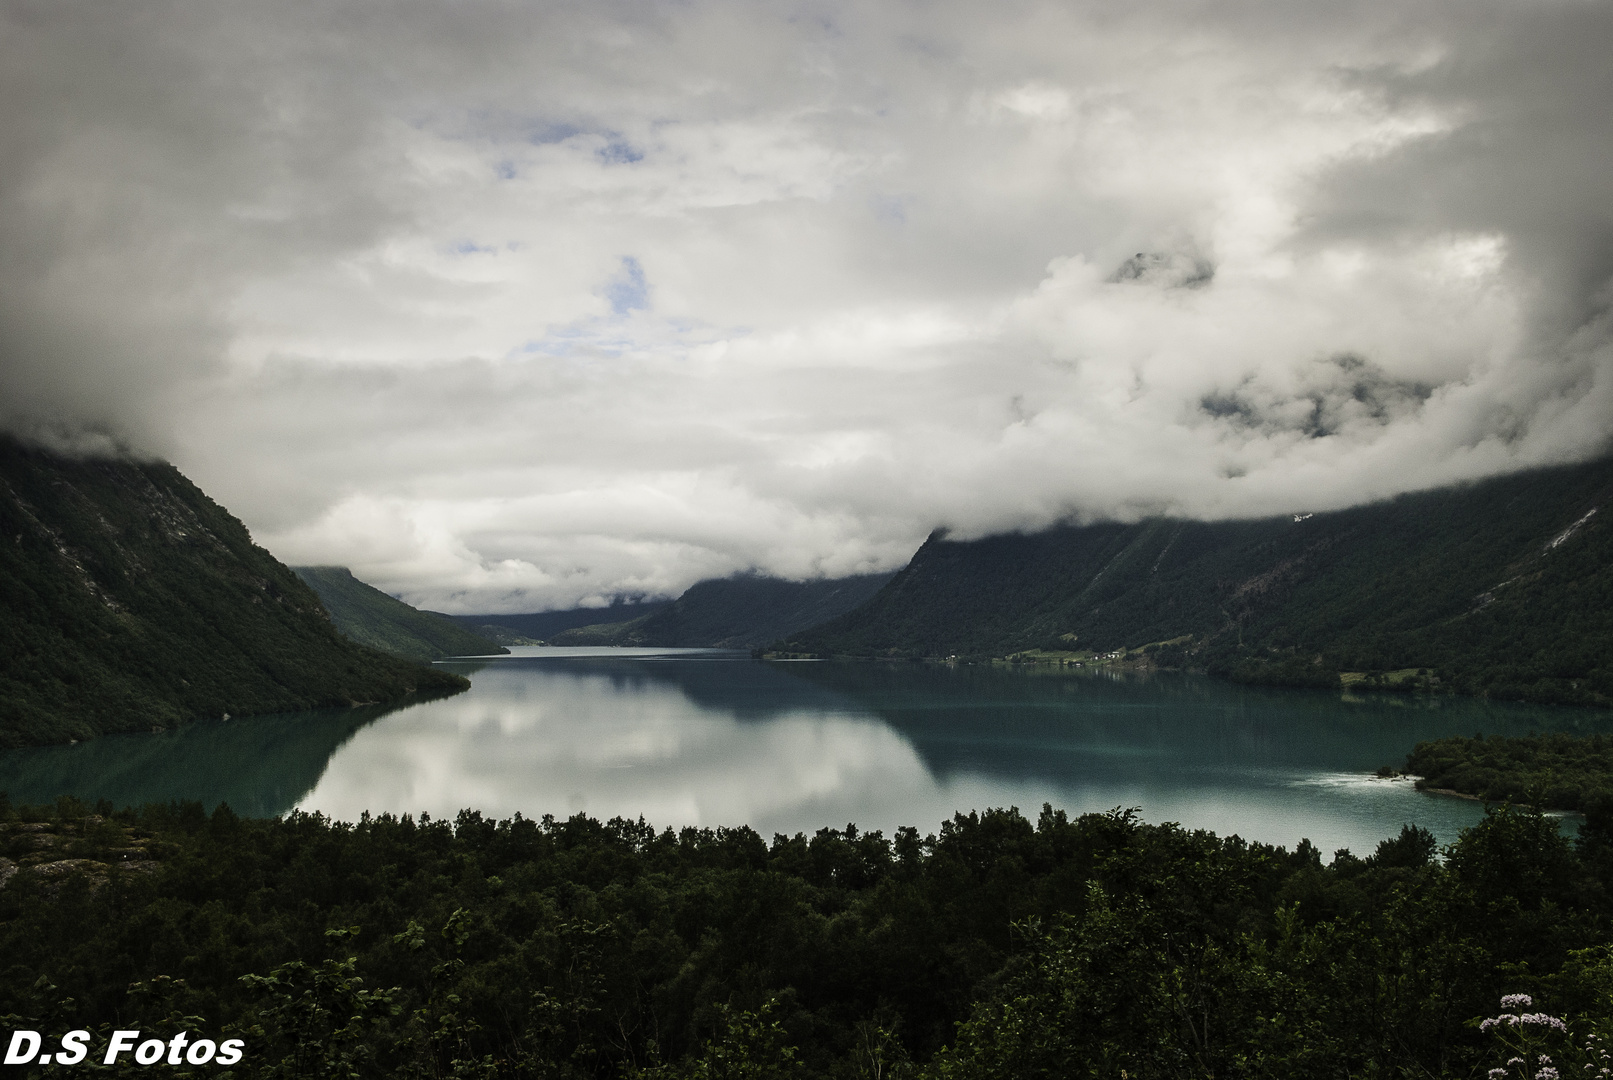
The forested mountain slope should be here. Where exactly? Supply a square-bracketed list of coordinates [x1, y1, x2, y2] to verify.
[785, 457, 1613, 706]
[0, 437, 466, 747]
[291, 566, 505, 661]
[445, 601, 672, 645]
[550, 572, 896, 648]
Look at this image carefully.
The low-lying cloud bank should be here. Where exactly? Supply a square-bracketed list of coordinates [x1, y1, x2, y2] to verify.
[2, 0, 1609, 611]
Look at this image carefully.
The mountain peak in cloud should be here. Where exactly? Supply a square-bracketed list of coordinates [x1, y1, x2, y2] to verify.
[1, 0, 1608, 612]
[1109, 251, 1215, 289]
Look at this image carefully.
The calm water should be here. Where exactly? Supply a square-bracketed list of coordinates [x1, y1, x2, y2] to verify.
[3, 647, 1609, 854]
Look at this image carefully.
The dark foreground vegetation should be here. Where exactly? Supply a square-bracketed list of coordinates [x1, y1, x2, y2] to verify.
[784, 457, 1613, 708]
[1408, 732, 1613, 811]
[5, 798, 1613, 1078]
[0, 437, 466, 747]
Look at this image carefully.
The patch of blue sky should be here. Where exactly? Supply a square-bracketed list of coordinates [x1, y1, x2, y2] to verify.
[597, 139, 644, 165]
[510, 315, 640, 362]
[511, 324, 644, 361]
[513, 329, 608, 358]
[525, 121, 586, 145]
[448, 239, 499, 255]
[508, 315, 740, 364]
[505, 258, 750, 362]
[660, 316, 706, 336]
[604, 256, 649, 315]
[476, 115, 643, 172]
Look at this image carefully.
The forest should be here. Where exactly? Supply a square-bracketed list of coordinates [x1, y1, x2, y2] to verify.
[784, 457, 1613, 708]
[0, 438, 466, 748]
[3, 796, 1612, 1078]
[1407, 732, 1613, 811]
[290, 566, 506, 662]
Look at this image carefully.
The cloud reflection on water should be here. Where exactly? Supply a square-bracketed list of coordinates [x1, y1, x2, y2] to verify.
[7, 649, 1599, 855]
[290, 650, 1523, 853]
[296, 659, 939, 835]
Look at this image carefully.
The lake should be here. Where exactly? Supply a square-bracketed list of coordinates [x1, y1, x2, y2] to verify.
[3, 647, 1608, 854]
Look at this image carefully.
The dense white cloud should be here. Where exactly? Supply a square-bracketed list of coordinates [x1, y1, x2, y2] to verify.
[2, 0, 1610, 611]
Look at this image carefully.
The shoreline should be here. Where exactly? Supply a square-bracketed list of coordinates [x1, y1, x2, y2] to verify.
[1415, 784, 1583, 818]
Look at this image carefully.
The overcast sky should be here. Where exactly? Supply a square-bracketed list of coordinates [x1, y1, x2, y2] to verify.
[2, 0, 1611, 612]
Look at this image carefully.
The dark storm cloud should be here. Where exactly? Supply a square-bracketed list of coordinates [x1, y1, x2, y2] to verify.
[1311, 0, 1613, 339]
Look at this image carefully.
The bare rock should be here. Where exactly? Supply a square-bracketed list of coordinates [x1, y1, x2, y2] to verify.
[23, 858, 110, 896]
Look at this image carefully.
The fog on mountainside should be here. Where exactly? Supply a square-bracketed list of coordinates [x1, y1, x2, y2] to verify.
[0, 438, 466, 747]
[787, 456, 1613, 707]
[0, 1, 1610, 612]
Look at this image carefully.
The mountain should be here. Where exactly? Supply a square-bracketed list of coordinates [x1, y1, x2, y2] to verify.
[549, 572, 897, 648]
[290, 566, 506, 661]
[0, 437, 467, 747]
[783, 457, 1613, 707]
[444, 601, 673, 644]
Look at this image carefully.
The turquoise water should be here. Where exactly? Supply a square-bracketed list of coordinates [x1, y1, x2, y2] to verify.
[2, 647, 1607, 853]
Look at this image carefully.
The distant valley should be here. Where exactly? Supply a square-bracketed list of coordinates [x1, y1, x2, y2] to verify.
[5, 431, 1609, 756]
[444, 601, 673, 646]
[468, 572, 896, 650]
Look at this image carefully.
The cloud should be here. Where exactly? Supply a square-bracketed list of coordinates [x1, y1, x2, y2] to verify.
[1, 0, 1610, 611]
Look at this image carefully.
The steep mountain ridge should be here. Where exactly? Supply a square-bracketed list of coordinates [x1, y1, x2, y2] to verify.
[550, 572, 897, 648]
[785, 457, 1613, 706]
[0, 437, 466, 747]
[291, 566, 506, 661]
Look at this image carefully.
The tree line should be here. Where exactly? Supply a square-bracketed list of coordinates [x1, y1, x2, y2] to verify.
[5, 795, 1613, 1077]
